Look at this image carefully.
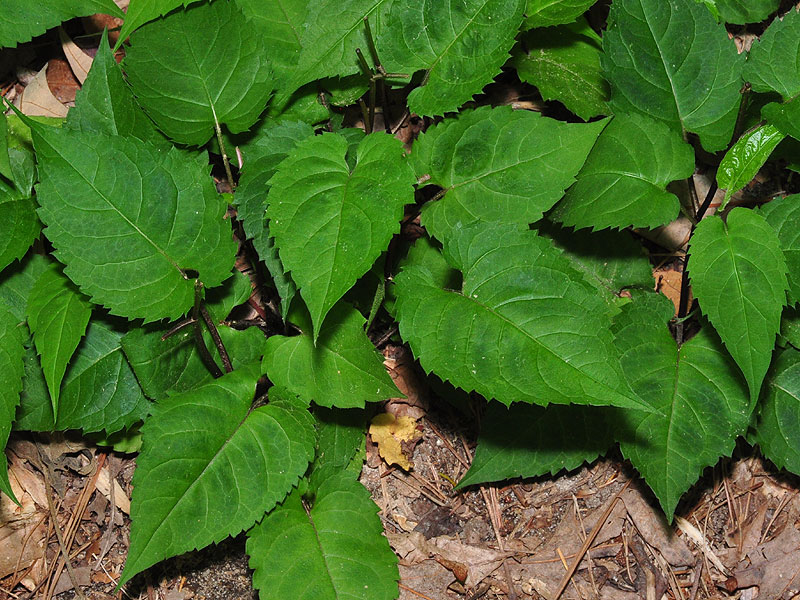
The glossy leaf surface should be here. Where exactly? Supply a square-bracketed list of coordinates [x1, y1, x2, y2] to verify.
[717, 124, 785, 206]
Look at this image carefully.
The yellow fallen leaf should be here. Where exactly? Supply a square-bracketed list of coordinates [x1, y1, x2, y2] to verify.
[369, 413, 422, 470]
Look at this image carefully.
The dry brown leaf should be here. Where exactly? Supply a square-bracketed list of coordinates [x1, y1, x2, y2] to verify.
[726, 509, 800, 597]
[59, 27, 93, 84]
[622, 489, 694, 567]
[20, 64, 68, 117]
[0, 464, 47, 579]
[387, 531, 510, 588]
[369, 413, 422, 470]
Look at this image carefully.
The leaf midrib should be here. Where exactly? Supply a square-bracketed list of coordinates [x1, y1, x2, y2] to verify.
[39, 132, 184, 275]
[455, 286, 643, 409]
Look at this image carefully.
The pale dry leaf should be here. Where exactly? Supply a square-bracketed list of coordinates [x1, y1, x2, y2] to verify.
[369, 413, 423, 470]
[95, 464, 130, 514]
[20, 64, 68, 117]
[59, 27, 93, 84]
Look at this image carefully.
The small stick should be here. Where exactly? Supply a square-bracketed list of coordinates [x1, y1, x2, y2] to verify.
[161, 316, 196, 340]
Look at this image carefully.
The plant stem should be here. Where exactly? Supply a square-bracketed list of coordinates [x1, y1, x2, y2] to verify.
[199, 304, 233, 373]
[676, 179, 718, 343]
[193, 280, 223, 378]
[213, 117, 236, 192]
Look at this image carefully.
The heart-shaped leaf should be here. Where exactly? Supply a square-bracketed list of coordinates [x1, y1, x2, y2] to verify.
[267, 132, 415, 338]
[603, 0, 744, 151]
[262, 302, 398, 408]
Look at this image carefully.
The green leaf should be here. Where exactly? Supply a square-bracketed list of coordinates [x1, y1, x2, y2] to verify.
[121, 273, 265, 400]
[308, 406, 366, 492]
[602, 0, 744, 151]
[32, 123, 236, 322]
[717, 124, 785, 207]
[377, 0, 525, 116]
[55, 319, 150, 434]
[457, 403, 615, 488]
[689, 209, 787, 402]
[234, 120, 314, 318]
[0, 307, 26, 501]
[523, 0, 595, 28]
[0, 0, 123, 48]
[534, 220, 654, 307]
[26, 265, 92, 415]
[394, 221, 647, 410]
[235, 0, 306, 88]
[550, 113, 694, 230]
[267, 132, 415, 337]
[385, 236, 460, 317]
[754, 348, 800, 474]
[762, 95, 800, 141]
[124, 0, 273, 146]
[120, 367, 316, 586]
[715, 0, 778, 24]
[116, 0, 203, 48]
[758, 195, 800, 306]
[512, 26, 609, 120]
[612, 292, 750, 519]
[0, 252, 50, 322]
[0, 196, 40, 274]
[412, 106, 605, 238]
[15, 318, 151, 435]
[67, 30, 167, 147]
[262, 302, 398, 409]
[744, 9, 800, 98]
[781, 305, 800, 348]
[13, 340, 52, 431]
[273, 0, 391, 110]
[247, 472, 398, 600]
